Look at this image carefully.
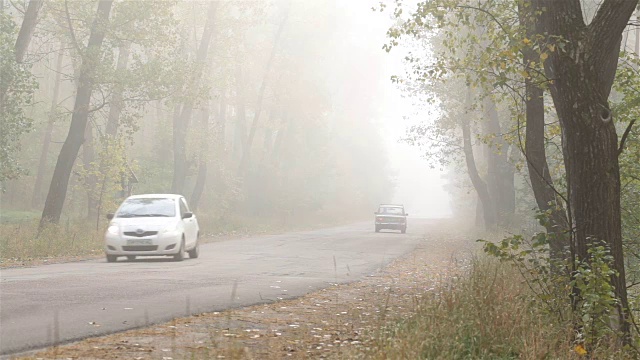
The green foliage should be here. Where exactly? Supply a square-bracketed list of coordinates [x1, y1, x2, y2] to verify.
[76, 137, 132, 220]
[0, 11, 37, 182]
[573, 246, 619, 344]
[614, 52, 640, 285]
[480, 227, 626, 350]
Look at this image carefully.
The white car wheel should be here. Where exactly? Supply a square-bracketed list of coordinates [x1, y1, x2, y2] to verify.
[173, 238, 185, 262]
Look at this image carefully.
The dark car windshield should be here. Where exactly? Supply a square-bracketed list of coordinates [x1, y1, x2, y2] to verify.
[116, 198, 176, 218]
[379, 207, 404, 215]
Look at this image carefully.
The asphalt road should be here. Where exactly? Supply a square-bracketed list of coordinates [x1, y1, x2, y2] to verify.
[0, 219, 429, 356]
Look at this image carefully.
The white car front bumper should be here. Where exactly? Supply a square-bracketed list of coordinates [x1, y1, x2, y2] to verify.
[105, 231, 183, 256]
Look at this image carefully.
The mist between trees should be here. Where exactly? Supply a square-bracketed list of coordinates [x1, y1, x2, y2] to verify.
[0, 0, 394, 230]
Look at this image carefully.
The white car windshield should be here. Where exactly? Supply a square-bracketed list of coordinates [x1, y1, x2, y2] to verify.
[379, 207, 404, 215]
[116, 198, 176, 218]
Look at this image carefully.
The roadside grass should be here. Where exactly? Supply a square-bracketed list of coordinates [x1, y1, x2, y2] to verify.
[343, 257, 631, 360]
[0, 212, 365, 267]
[0, 220, 104, 265]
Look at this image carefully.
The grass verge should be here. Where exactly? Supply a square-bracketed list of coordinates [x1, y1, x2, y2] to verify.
[345, 256, 636, 360]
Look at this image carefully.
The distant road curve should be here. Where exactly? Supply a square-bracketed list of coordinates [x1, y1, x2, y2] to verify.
[0, 219, 434, 356]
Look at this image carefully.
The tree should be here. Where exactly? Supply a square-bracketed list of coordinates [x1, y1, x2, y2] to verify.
[0, 0, 43, 104]
[462, 88, 497, 229]
[40, 0, 114, 226]
[171, 1, 218, 195]
[534, 0, 639, 338]
[237, 8, 289, 177]
[518, 0, 569, 262]
[32, 42, 65, 207]
[0, 0, 43, 182]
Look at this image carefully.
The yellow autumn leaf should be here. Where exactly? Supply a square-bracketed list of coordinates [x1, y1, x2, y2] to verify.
[522, 38, 531, 45]
[574, 344, 587, 356]
[540, 52, 549, 61]
[547, 44, 556, 52]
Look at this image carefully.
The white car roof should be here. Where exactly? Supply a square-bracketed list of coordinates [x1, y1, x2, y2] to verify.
[127, 194, 183, 200]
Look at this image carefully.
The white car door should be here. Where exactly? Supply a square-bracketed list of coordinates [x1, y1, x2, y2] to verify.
[179, 197, 196, 247]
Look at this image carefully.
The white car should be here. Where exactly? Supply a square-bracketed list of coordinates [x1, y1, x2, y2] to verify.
[104, 194, 200, 262]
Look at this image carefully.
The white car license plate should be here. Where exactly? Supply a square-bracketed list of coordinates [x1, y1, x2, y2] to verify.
[127, 239, 152, 245]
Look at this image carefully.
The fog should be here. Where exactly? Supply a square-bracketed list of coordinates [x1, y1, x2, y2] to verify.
[0, 0, 453, 228]
[334, 0, 452, 218]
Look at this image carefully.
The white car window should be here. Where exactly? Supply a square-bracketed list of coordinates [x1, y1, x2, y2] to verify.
[117, 198, 176, 218]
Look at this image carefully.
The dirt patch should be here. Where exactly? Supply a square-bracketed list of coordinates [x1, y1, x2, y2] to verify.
[14, 220, 477, 359]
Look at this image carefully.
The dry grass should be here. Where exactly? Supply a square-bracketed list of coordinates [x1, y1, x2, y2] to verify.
[0, 221, 105, 267]
[344, 258, 569, 360]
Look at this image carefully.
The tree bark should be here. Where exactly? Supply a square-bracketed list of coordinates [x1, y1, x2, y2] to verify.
[32, 44, 64, 208]
[462, 88, 496, 230]
[40, 0, 114, 226]
[83, 122, 98, 219]
[105, 43, 130, 138]
[171, 1, 218, 195]
[190, 106, 210, 211]
[536, 0, 638, 339]
[14, 0, 44, 62]
[519, 0, 569, 262]
[482, 95, 513, 226]
[217, 91, 227, 154]
[271, 113, 291, 167]
[233, 62, 247, 161]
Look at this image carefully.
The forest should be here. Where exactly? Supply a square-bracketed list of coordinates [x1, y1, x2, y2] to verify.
[0, 0, 394, 239]
[2, 0, 640, 357]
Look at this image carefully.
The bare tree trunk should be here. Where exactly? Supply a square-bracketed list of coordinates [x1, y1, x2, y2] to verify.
[32, 44, 64, 208]
[271, 113, 291, 167]
[171, 1, 218, 195]
[233, 62, 247, 162]
[83, 122, 98, 219]
[482, 96, 508, 226]
[217, 91, 227, 154]
[462, 88, 496, 230]
[105, 43, 130, 137]
[519, 1, 569, 263]
[190, 106, 210, 211]
[536, 0, 638, 339]
[40, 0, 113, 226]
[238, 12, 288, 176]
[14, 0, 44, 62]
[92, 43, 131, 224]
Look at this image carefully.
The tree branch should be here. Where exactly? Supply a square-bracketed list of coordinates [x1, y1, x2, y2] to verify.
[64, 0, 83, 57]
[618, 119, 637, 156]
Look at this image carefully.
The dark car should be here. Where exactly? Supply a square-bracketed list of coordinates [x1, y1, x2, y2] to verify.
[375, 204, 408, 233]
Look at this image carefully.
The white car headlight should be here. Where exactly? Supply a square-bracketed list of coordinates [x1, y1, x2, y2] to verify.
[107, 224, 119, 235]
[162, 222, 179, 233]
